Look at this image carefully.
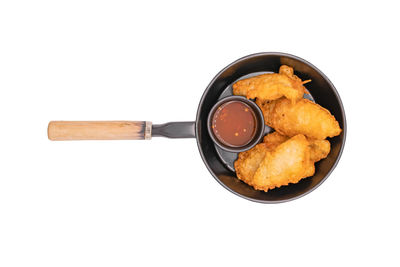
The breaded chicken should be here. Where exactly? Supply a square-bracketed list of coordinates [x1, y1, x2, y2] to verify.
[309, 139, 331, 162]
[258, 98, 342, 140]
[234, 133, 331, 191]
[263, 131, 289, 150]
[234, 143, 268, 187]
[232, 65, 307, 103]
[234, 132, 287, 186]
[263, 132, 331, 162]
[252, 134, 315, 191]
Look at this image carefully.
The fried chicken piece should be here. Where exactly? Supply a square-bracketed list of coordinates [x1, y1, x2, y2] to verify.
[263, 131, 289, 150]
[309, 139, 331, 162]
[234, 132, 331, 191]
[234, 143, 268, 187]
[263, 132, 331, 162]
[234, 132, 286, 186]
[258, 98, 342, 140]
[232, 65, 308, 103]
[252, 134, 315, 191]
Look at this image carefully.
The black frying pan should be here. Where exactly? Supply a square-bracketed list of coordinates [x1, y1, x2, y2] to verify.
[48, 52, 346, 203]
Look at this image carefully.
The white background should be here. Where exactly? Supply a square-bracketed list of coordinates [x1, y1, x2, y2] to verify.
[0, 0, 399, 266]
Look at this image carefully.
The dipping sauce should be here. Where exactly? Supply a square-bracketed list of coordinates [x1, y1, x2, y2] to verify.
[211, 101, 257, 147]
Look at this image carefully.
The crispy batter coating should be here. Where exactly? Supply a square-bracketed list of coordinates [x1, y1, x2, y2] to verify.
[309, 139, 331, 162]
[263, 132, 331, 162]
[263, 131, 289, 150]
[232, 65, 307, 103]
[234, 143, 268, 187]
[259, 98, 342, 140]
[234, 133, 331, 192]
[252, 134, 315, 191]
[233, 65, 339, 192]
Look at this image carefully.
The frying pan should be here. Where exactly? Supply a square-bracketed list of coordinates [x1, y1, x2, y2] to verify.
[48, 52, 346, 203]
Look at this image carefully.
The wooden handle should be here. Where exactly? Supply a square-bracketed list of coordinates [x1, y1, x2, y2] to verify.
[48, 121, 152, 141]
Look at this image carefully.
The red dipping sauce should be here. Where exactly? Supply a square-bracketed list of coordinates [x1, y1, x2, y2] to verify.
[211, 101, 257, 147]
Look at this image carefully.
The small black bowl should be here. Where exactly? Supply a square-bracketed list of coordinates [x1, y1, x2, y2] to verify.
[207, 96, 265, 153]
[196, 52, 346, 203]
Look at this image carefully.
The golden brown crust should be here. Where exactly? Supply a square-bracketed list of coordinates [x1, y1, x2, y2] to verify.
[232, 65, 307, 103]
[262, 131, 289, 150]
[309, 139, 331, 162]
[234, 132, 331, 192]
[260, 98, 342, 140]
[263, 132, 331, 162]
[232, 65, 337, 192]
[234, 143, 268, 187]
[252, 134, 314, 191]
